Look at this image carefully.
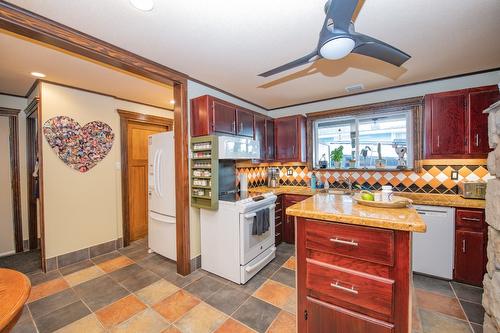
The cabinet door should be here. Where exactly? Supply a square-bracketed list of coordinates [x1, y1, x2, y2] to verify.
[213, 100, 236, 135]
[265, 119, 275, 160]
[275, 117, 298, 161]
[236, 108, 254, 137]
[468, 87, 500, 155]
[304, 298, 394, 333]
[254, 114, 267, 160]
[425, 92, 467, 157]
[454, 230, 485, 286]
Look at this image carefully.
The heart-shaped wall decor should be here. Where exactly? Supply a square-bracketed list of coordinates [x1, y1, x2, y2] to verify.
[43, 116, 115, 172]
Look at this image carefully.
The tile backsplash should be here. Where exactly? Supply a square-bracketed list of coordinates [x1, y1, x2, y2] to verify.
[236, 164, 492, 194]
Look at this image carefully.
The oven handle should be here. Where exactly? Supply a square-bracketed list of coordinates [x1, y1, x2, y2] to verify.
[245, 247, 276, 273]
[243, 204, 276, 219]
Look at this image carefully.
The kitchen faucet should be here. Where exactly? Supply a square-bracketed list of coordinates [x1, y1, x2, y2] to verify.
[339, 175, 353, 192]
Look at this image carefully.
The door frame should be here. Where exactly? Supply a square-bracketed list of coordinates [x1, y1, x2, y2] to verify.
[25, 98, 40, 251]
[0, 2, 191, 274]
[0, 107, 23, 253]
[118, 110, 173, 247]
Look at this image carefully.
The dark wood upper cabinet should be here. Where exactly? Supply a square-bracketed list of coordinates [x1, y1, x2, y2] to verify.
[468, 86, 500, 154]
[424, 85, 499, 159]
[254, 114, 267, 160]
[236, 108, 254, 137]
[275, 115, 307, 162]
[213, 99, 237, 135]
[265, 119, 275, 160]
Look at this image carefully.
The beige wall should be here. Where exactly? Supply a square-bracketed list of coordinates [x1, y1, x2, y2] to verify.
[0, 94, 28, 248]
[40, 82, 173, 258]
[0, 117, 14, 255]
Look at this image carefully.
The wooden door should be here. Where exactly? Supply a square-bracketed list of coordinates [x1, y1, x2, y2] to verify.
[425, 91, 467, 157]
[265, 119, 275, 161]
[254, 114, 266, 160]
[275, 117, 298, 161]
[468, 87, 500, 155]
[236, 108, 254, 137]
[454, 230, 485, 286]
[213, 100, 236, 135]
[127, 122, 168, 241]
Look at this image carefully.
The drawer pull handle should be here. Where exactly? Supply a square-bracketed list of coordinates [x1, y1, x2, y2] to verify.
[462, 217, 480, 222]
[330, 281, 358, 295]
[330, 238, 358, 247]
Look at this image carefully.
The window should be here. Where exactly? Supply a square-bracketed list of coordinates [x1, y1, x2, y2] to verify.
[313, 110, 414, 170]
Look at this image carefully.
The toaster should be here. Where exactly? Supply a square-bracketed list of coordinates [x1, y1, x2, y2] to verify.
[458, 181, 487, 199]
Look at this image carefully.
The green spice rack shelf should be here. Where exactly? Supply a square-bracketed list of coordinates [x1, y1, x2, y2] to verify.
[190, 135, 218, 210]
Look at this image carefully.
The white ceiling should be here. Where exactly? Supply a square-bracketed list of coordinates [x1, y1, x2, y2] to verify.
[0, 30, 173, 109]
[6, 0, 500, 110]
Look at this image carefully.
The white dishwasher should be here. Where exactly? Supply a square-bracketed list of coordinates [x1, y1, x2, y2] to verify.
[412, 205, 455, 279]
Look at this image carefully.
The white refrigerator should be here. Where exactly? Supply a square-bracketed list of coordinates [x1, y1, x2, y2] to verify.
[148, 132, 176, 261]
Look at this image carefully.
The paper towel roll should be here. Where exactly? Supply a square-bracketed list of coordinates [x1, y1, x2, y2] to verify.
[240, 173, 248, 192]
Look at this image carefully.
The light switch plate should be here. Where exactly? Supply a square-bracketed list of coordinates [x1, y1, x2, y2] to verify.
[287, 168, 293, 176]
[451, 170, 459, 180]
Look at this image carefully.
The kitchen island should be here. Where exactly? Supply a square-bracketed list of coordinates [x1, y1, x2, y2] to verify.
[286, 193, 425, 333]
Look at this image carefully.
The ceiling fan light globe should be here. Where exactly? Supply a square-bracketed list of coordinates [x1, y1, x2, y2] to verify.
[319, 37, 355, 60]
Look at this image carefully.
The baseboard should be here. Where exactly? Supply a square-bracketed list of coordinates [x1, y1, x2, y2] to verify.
[0, 250, 16, 258]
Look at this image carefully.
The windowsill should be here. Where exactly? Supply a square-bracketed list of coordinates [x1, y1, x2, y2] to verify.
[313, 167, 414, 172]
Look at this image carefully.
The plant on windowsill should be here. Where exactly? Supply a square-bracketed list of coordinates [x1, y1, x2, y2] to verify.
[330, 146, 344, 169]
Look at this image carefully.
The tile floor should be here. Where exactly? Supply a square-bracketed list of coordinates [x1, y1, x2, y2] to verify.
[10, 239, 484, 333]
[0, 249, 41, 274]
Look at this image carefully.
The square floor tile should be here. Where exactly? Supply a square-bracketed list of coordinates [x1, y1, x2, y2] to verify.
[59, 260, 94, 276]
[282, 257, 296, 271]
[255, 263, 280, 279]
[33, 301, 91, 333]
[451, 281, 483, 304]
[97, 256, 134, 273]
[28, 270, 62, 286]
[28, 278, 70, 303]
[73, 275, 129, 311]
[460, 299, 485, 325]
[64, 266, 105, 287]
[95, 295, 147, 328]
[419, 309, 471, 333]
[53, 314, 105, 333]
[111, 309, 169, 333]
[135, 279, 179, 306]
[205, 284, 250, 315]
[109, 264, 160, 292]
[184, 276, 225, 300]
[152, 290, 200, 322]
[230, 275, 267, 295]
[91, 251, 122, 264]
[416, 289, 466, 320]
[254, 280, 295, 309]
[267, 311, 296, 333]
[471, 322, 483, 333]
[214, 318, 255, 333]
[28, 288, 79, 319]
[174, 303, 227, 333]
[11, 318, 37, 333]
[162, 269, 206, 288]
[232, 297, 280, 333]
[270, 267, 295, 288]
[161, 326, 182, 333]
[137, 254, 177, 276]
[413, 274, 454, 297]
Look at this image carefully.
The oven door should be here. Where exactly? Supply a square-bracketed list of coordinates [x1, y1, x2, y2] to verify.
[240, 204, 275, 265]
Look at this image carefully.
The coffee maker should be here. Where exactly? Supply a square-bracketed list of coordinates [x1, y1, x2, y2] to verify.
[267, 167, 280, 188]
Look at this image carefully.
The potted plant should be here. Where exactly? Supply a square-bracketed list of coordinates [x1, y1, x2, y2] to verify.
[330, 146, 344, 169]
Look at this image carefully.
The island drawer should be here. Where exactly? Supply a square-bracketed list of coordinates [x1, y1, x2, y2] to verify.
[306, 259, 394, 318]
[303, 219, 395, 266]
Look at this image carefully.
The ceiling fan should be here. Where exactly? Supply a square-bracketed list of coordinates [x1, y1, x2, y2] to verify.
[258, 0, 411, 77]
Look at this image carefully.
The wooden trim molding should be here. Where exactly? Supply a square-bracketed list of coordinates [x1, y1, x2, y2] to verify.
[306, 97, 424, 171]
[117, 110, 173, 249]
[0, 107, 23, 253]
[1, 3, 191, 274]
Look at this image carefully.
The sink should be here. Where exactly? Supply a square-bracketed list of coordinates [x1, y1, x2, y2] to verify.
[327, 189, 353, 196]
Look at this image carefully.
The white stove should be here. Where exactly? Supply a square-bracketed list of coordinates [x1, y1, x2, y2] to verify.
[200, 191, 277, 284]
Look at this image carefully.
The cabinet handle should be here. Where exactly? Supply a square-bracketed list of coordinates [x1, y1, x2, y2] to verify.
[437, 135, 440, 147]
[330, 237, 358, 247]
[232, 121, 236, 133]
[475, 133, 479, 147]
[330, 281, 358, 295]
[462, 217, 480, 222]
[240, 122, 243, 132]
[462, 239, 466, 253]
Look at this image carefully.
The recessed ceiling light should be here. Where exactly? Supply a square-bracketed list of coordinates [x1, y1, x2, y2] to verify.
[129, 0, 154, 11]
[169, 100, 176, 104]
[30, 72, 46, 78]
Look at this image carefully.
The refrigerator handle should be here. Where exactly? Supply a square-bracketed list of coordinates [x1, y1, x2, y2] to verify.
[153, 150, 160, 196]
[157, 150, 164, 197]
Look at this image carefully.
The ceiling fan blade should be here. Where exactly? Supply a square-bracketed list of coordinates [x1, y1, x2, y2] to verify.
[352, 33, 411, 66]
[258, 51, 319, 77]
[324, 0, 359, 32]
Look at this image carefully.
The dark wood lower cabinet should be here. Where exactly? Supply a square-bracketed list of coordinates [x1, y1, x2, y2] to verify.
[275, 195, 283, 245]
[283, 194, 310, 244]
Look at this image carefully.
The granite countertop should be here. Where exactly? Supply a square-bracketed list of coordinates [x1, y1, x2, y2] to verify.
[249, 186, 486, 209]
[286, 193, 427, 233]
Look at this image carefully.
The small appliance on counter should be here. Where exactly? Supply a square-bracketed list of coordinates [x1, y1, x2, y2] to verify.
[458, 180, 487, 199]
[267, 167, 280, 188]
